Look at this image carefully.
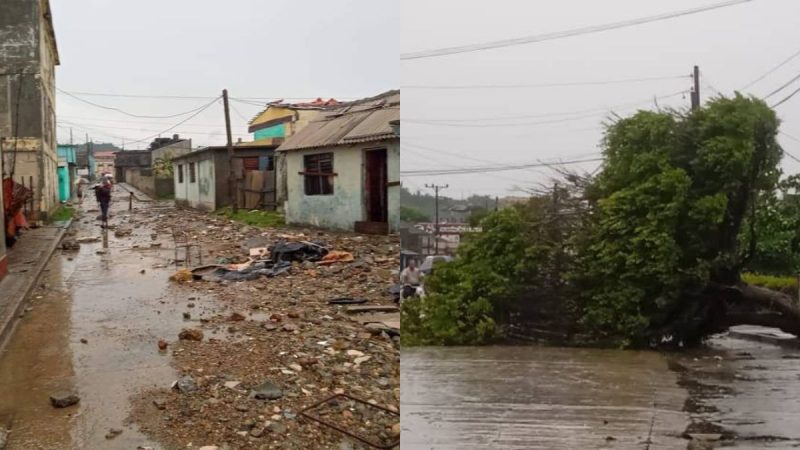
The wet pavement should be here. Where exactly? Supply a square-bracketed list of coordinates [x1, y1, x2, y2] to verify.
[402, 336, 800, 449]
[401, 346, 688, 449]
[0, 196, 221, 449]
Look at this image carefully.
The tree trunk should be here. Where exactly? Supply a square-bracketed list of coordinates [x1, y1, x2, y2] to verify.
[710, 282, 800, 336]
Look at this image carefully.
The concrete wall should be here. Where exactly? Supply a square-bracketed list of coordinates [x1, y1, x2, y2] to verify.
[0, 0, 59, 221]
[283, 139, 400, 232]
[125, 167, 156, 198]
[173, 155, 216, 211]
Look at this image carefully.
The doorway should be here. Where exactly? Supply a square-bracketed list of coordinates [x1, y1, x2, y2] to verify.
[365, 148, 388, 223]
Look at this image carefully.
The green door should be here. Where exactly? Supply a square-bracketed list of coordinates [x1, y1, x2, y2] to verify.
[57, 166, 70, 202]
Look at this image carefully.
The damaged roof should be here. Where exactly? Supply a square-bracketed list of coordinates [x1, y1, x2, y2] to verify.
[248, 97, 342, 131]
[276, 90, 399, 152]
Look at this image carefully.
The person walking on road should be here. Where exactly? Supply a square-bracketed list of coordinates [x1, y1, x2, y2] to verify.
[400, 258, 423, 300]
[94, 177, 112, 228]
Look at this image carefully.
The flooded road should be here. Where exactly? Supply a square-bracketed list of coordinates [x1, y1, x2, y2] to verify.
[401, 346, 688, 449]
[402, 335, 800, 449]
[0, 197, 220, 449]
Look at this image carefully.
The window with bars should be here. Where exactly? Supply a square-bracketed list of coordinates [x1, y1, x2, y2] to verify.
[302, 153, 334, 196]
[178, 164, 184, 183]
[189, 162, 196, 183]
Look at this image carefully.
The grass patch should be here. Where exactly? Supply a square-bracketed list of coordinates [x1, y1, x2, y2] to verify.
[216, 207, 285, 228]
[49, 206, 75, 223]
[742, 272, 798, 295]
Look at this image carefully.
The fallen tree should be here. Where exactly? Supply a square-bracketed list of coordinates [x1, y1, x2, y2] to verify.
[403, 94, 800, 348]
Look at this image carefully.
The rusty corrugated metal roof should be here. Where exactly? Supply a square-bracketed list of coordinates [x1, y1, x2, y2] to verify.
[277, 91, 399, 152]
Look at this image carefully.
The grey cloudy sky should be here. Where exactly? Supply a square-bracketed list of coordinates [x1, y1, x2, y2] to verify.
[401, 0, 800, 197]
[51, 0, 398, 148]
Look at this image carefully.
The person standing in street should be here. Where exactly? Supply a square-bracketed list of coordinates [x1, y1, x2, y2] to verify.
[400, 258, 423, 299]
[94, 177, 112, 227]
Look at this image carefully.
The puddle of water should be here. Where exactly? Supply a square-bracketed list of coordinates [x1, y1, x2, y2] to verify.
[401, 346, 689, 450]
[0, 200, 218, 449]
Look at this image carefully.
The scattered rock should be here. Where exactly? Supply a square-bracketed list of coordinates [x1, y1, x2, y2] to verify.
[198, 447, 219, 450]
[80, 338, 88, 344]
[230, 312, 245, 321]
[153, 398, 167, 410]
[50, 391, 80, 408]
[287, 311, 301, 319]
[688, 434, 722, 441]
[250, 380, 282, 400]
[61, 240, 80, 250]
[139, 269, 146, 274]
[183, 312, 191, 319]
[282, 323, 299, 332]
[235, 403, 249, 412]
[158, 340, 168, 350]
[105, 428, 123, 439]
[391, 423, 401, 437]
[267, 421, 287, 434]
[178, 328, 203, 341]
[347, 350, 365, 357]
[0, 429, 7, 449]
[288, 363, 303, 372]
[173, 375, 197, 393]
[354, 355, 371, 365]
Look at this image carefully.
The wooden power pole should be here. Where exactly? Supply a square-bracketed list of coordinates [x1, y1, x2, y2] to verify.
[691, 65, 700, 110]
[222, 89, 238, 213]
[425, 183, 448, 254]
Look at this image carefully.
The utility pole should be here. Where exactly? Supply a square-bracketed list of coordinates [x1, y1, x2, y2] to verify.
[691, 65, 700, 110]
[495, 196, 499, 211]
[223, 89, 237, 213]
[69, 128, 73, 145]
[425, 183, 448, 255]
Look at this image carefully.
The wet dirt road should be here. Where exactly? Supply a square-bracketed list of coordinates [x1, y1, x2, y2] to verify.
[401, 346, 689, 449]
[0, 197, 219, 449]
[676, 331, 800, 448]
[402, 336, 800, 450]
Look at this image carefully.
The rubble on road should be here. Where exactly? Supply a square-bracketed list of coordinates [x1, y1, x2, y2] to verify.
[49, 391, 80, 408]
[123, 207, 399, 449]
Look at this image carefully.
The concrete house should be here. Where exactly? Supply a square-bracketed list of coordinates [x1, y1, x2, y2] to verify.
[248, 98, 340, 206]
[0, 0, 60, 221]
[117, 135, 191, 198]
[94, 151, 116, 178]
[56, 143, 77, 202]
[276, 90, 400, 234]
[172, 143, 278, 211]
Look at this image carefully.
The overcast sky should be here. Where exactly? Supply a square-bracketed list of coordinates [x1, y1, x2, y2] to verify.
[51, 0, 398, 149]
[401, 0, 800, 197]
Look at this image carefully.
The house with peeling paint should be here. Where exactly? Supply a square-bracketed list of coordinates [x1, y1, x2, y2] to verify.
[171, 143, 278, 211]
[0, 0, 60, 221]
[276, 90, 400, 234]
[247, 98, 340, 207]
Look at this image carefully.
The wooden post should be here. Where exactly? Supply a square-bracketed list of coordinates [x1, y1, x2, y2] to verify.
[129, 191, 133, 211]
[222, 89, 238, 213]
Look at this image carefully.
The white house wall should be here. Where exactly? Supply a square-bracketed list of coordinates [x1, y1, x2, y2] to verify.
[173, 158, 216, 211]
[284, 140, 399, 232]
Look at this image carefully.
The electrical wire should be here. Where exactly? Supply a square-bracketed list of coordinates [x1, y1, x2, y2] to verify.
[401, 0, 753, 60]
[58, 89, 220, 119]
[400, 156, 603, 176]
[741, 47, 800, 90]
[402, 75, 690, 90]
[763, 72, 800, 100]
[769, 84, 800, 107]
[403, 90, 688, 123]
[60, 91, 359, 101]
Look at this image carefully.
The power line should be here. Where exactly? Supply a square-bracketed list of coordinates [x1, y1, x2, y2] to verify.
[401, 0, 753, 60]
[401, 156, 604, 176]
[764, 73, 800, 101]
[771, 86, 800, 108]
[58, 88, 220, 119]
[229, 102, 253, 124]
[403, 89, 688, 123]
[58, 115, 248, 128]
[741, 47, 800, 90]
[60, 90, 359, 101]
[402, 75, 689, 90]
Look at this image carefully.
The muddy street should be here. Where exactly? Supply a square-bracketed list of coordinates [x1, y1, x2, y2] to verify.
[401, 334, 800, 450]
[0, 191, 400, 449]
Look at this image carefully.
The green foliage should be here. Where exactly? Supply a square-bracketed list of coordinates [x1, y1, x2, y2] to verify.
[403, 201, 575, 346]
[216, 207, 285, 228]
[742, 175, 800, 276]
[741, 272, 797, 295]
[49, 206, 74, 222]
[153, 156, 174, 177]
[468, 206, 490, 227]
[578, 94, 782, 346]
[400, 205, 430, 223]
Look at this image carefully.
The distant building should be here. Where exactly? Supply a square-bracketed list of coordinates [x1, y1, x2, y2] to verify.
[117, 135, 192, 198]
[0, 0, 60, 221]
[94, 151, 116, 178]
[56, 144, 77, 202]
[276, 90, 400, 234]
[171, 143, 278, 211]
[248, 98, 339, 206]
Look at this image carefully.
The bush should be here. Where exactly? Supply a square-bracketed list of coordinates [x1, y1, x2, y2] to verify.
[741, 272, 798, 296]
[50, 206, 75, 222]
[216, 208, 285, 228]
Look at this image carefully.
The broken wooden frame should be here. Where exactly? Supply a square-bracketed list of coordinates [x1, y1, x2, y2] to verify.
[299, 393, 399, 449]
